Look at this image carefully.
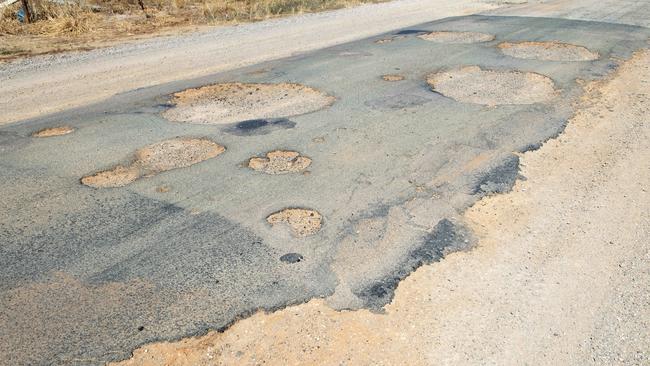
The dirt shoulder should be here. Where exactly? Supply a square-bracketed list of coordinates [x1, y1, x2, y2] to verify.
[112, 50, 650, 366]
[0, 0, 501, 126]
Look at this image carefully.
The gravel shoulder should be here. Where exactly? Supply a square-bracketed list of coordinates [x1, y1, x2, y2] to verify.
[113, 49, 650, 366]
[0, 0, 502, 126]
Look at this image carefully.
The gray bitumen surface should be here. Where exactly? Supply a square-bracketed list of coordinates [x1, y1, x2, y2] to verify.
[1, 14, 649, 366]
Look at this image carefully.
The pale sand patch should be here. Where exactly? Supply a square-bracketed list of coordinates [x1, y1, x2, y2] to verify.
[248, 150, 311, 175]
[32, 126, 75, 137]
[111, 51, 650, 366]
[427, 66, 557, 105]
[498, 41, 600, 61]
[266, 208, 322, 237]
[381, 74, 405, 81]
[417, 31, 495, 43]
[162, 83, 335, 125]
[82, 138, 224, 188]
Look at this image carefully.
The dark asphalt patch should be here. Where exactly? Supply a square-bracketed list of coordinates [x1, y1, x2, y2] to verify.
[280, 253, 304, 263]
[473, 154, 521, 195]
[223, 118, 296, 136]
[393, 29, 429, 35]
[354, 219, 472, 310]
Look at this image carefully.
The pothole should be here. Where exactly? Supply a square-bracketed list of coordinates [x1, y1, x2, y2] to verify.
[267, 208, 322, 237]
[82, 138, 225, 188]
[32, 126, 75, 137]
[81, 166, 140, 188]
[382, 74, 405, 81]
[134, 138, 225, 172]
[162, 83, 335, 125]
[417, 31, 495, 44]
[498, 41, 599, 61]
[427, 66, 557, 105]
[248, 150, 311, 174]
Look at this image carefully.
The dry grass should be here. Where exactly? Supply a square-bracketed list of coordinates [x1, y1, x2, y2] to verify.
[0, 0, 383, 60]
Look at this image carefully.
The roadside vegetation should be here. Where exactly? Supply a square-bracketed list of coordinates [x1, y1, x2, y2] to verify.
[0, 0, 383, 60]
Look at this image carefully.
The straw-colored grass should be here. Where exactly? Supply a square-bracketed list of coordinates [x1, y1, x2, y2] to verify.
[0, 0, 384, 60]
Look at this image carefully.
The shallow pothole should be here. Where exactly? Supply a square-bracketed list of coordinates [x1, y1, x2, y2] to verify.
[82, 137, 225, 188]
[248, 150, 311, 174]
[162, 82, 335, 125]
[498, 41, 599, 61]
[32, 126, 75, 137]
[427, 66, 557, 105]
[417, 31, 495, 44]
[81, 166, 140, 188]
[267, 208, 322, 237]
[382, 74, 405, 81]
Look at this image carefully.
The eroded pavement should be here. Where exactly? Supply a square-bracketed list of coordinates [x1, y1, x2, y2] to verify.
[1, 14, 649, 366]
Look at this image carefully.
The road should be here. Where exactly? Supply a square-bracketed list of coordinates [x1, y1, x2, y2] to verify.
[0, 0, 502, 126]
[1, 0, 649, 365]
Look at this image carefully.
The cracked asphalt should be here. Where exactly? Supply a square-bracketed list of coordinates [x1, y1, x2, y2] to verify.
[1, 5, 650, 366]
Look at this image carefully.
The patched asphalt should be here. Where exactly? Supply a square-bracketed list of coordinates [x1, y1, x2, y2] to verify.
[1, 15, 649, 366]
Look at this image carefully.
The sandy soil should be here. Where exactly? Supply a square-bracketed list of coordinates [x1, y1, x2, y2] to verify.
[112, 50, 650, 366]
[0, 0, 504, 126]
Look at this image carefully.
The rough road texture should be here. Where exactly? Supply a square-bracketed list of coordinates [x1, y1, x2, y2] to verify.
[113, 49, 650, 366]
[1, 14, 649, 366]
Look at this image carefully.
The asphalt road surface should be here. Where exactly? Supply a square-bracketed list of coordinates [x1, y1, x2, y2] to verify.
[1, 1, 650, 366]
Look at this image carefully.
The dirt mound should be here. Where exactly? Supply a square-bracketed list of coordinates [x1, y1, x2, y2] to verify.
[382, 74, 405, 81]
[162, 83, 334, 124]
[498, 41, 599, 61]
[32, 126, 75, 137]
[82, 138, 225, 188]
[417, 31, 494, 43]
[427, 66, 557, 105]
[267, 208, 322, 237]
[248, 150, 311, 174]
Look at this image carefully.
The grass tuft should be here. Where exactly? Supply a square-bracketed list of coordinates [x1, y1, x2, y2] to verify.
[0, 0, 384, 60]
